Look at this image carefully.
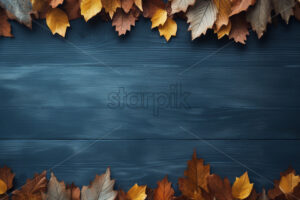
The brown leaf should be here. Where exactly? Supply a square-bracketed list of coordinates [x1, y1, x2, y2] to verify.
[112, 8, 138, 35]
[272, 0, 296, 24]
[102, 0, 121, 18]
[245, 189, 258, 200]
[229, 13, 249, 44]
[117, 190, 129, 200]
[146, 187, 154, 200]
[294, 3, 300, 21]
[42, 172, 70, 200]
[0, 166, 15, 190]
[67, 183, 81, 200]
[50, 0, 64, 8]
[207, 174, 233, 200]
[230, 0, 256, 16]
[213, 0, 232, 30]
[0, 9, 12, 37]
[178, 151, 210, 200]
[12, 171, 47, 200]
[153, 176, 174, 200]
[63, 0, 81, 20]
[121, 0, 134, 13]
[142, 0, 165, 18]
[258, 189, 269, 200]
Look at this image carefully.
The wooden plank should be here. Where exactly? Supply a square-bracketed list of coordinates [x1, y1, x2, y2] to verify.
[0, 140, 299, 191]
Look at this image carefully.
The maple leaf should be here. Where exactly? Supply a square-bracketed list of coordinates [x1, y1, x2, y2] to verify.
[112, 8, 138, 35]
[178, 151, 210, 200]
[207, 174, 233, 200]
[272, 0, 296, 24]
[214, 21, 231, 39]
[232, 172, 254, 200]
[102, 0, 121, 19]
[80, 0, 102, 21]
[127, 184, 147, 200]
[142, 0, 165, 18]
[121, 0, 134, 13]
[230, 0, 256, 16]
[213, 0, 231, 30]
[246, 0, 272, 38]
[279, 171, 300, 194]
[81, 168, 117, 200]
[186, 0, 218, 40]
[50, 0, 64, 8]
[158, 17, 177, 41]
[229, 13, 249, 44]
[170, 0, 196, 14]
[46, 8, 70, 37]
[151, 8, 167, 28]
[0, 8, 12, 37]
[63, 0, 81, 20]
[12, 171, 47, 200]
[0, 0, 32, 27]
[42, 172, 70, 200]
[153, 176, 174, 200]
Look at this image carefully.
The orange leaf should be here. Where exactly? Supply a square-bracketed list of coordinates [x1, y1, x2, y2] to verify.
[153, 176, 174, 200]
[0, 8, 13, 37]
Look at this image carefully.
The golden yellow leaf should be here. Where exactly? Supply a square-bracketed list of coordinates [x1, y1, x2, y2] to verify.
[0, 179, 7, 195]
[134, 0, 143, 11]
[46, 8, 70, 37]
[80, 0, 102, 21]
[102, 0, 121, 18]
[232, 172, 254, 199]
[151, 8, 167, 28]
[127, 184, 147, 200]
[214, 21, 231, 39]
[213, 0, 231, 30]
[279, 172, 300, 194]
[158, 17, 177, 41]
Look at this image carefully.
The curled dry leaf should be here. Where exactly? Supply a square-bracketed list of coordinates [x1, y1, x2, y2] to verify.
[112, 8, 138, 35]
[158, 17, 177, 41]
[232, 172, 254, 200]
[153, 176, 174, 200]
[46, 8, 70, 37]
[80, 0, 103, 21]
[127, 184, 147, 200]
[0, 8, 12, 37]
[151, 8, 167, 28]
[170, 0, 196, 14]
[102, 0, 121, 19]
[229, 13, 249, 44]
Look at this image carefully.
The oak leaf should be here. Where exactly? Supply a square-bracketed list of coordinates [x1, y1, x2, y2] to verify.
[102, 0, 121, 18]
[12, 171, 47, 200]
[186, 0, 218, 40]
[142, 0, 165, 18]
[207, 174, 233, 200]
[232, 172, 254, 200]
[80, 0, 102, 21]
[112, 8, 138, 35]
[63, 0, 81, 20]
[170, 0, 196, 14]
[229, 13, 249, 44]
[272, 0, 296, 24]
[246, 0, 272, 38]
[279, 171, 300, 194]
[127, 184, 147, 200]
[81, 168, 117, 200]
[230, 0, 256, 16]
[0, 9, 12, 37]
[50, 0, 64, 8]
[158, 17, 177, 41]
[46, 8, 70, 37]
[42, 172, 70, 200]
[121, 0, 134, 13]
[153, 176, 174, 200]
[213, 0, 231, 30]
[151, 8, 167, 28]
[178, 151, 210, 200]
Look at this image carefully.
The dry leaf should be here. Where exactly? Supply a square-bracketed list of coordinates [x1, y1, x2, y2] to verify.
[178, 151, 210, 200]
[46, 8, 70, 37]
[67, 183, 80, 200]
[279, 171, 300, 194]
[158, 17, 177, 41]
[80, 0, 102, 21]
[151, 8, 167, 28]
[81, 168, 117, 200]
[0, 9, 12, 37]
[0, 180, 6, 195]
[258, 189, 269, 200]
[213, 0, 231, 30]
[207, 174, 233, 200]
[134, 0, 143, 11]
[246, 0, 272, 38]
[170, 0, 196, 14]
[121, 0, 134, 13]
[102, 0, 121, 18]
[142, 0, 165, 18]
[63, 0, 81, 20]
[112, 8, 137, 35]
[42, 172, 70, 200]
[272, 0, 296, 24]
[186, 0, 217, 40]
[50, 0, 64, 8]
[0, 166, 15, 192]
[230, 0, 256, 16]
[153, 176, 174, 200]
[295, 3, 300, 21]
[232, 172, 254, 200]
[12, 171, 47, 200]
[229, 13, 249, 44]
[127, 184, 147, 200]
[215, 21, 231, 39]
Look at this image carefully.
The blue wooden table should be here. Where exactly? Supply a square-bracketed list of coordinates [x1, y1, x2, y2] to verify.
[0, 16, 300, 193]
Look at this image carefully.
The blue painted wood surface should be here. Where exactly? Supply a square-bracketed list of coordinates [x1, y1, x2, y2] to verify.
[0, 16, 300, 193]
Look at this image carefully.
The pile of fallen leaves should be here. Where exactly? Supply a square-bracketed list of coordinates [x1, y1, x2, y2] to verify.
[0, 152, 300, 200]
[0, 0, 300, 43]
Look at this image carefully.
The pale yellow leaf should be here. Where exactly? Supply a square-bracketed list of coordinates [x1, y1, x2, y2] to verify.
[158, 17, 177, 41]
[81, 0, 102, 21]
[232, 172, 254, 200]
[46, 8, 70, 37]
[151, 8, 167, 28]
[213, 0, 231, 30]
[279, 172, 300, 194]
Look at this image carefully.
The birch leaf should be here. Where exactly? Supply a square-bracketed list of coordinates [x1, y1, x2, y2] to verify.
[158, 17, 177, 41]
[213, 0, 231, 30]
[232, 172, 254, 200]
[46, 8, 70, 37]
[186, 0, 217, 40]
[272, 0, 296, 24]
[102, 0, 121, 18]
[170, 0, 196, 14]
[151, 8, 167, 28]
[80, 0, 102, 21]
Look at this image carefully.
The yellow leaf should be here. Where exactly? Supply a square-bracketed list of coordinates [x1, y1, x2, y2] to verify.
[158, 17, 177, 41]
[102, 0, 121, 19]
[214, 21, 231, 39]
[232, 172, 254, 199]
[127, 184, 147, 200]
[279, 172, 300, 194]
[134, 0, 143, 11]
[151, 8, 167, 29]
[81, 0, 102, 21]
[0, 179, 7, 195]
[46, 8, 70, 37]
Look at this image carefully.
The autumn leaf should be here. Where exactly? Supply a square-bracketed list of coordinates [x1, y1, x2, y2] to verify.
[207, 174, 233, 200]
[50, 0, 64, 8]
[229, 13, 249, 44]
[178, 151, 210, 200]
[143, 0, 165, 18]
[66, 183, 80, 200]
[80, 0, 102, 21]
[112, 8, 138, 35]
[0, 166, 15, 192]
[42, 172, 70, 200]
[279, 171, 300, 194]
[127, 184, 147, 200]
[272, 0, 296, 24]
[81, 168, 117, 200]
[153, 176, 174, 200]
[258, 189, 268, 200]
[12, 171, 47, 200]
[121, 0, 134, 13]
[158, 17, 177, 41]
[232, 172, 254, 200]
[151, 8, 167, 28]
[214, 21, 231, 39]
[46, 8, 70, 37]
[63, 0, 81, 20]
[230, 0, 256, 16]
[186, 0, 218, 40]
[0, 180, 7, 195]
[246, 0, 272, 38]
[170, 0, 196, 14]
[134, 0, 143, 11]
[102, 0, 121, 18]
[213, 0, 231, 30]
[0, 8, 12, 37]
